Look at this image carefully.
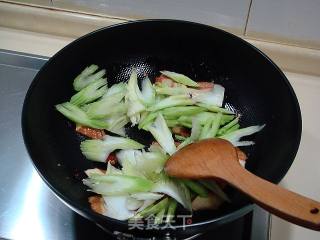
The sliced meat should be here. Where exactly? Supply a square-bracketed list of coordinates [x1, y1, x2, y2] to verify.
[106, 152, 117, 165]
[88, 196, 105, 214]
[172, 126, 191, 138]
[197, 81, 214, 90]
[76, 125, 105, 139]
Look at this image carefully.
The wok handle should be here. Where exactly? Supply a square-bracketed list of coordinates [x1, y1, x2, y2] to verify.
[224, 164, 320, 231]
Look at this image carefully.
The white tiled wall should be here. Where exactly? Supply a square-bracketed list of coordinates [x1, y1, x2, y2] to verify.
[52, 0, 251, 34]
[246, 0, 320, 49]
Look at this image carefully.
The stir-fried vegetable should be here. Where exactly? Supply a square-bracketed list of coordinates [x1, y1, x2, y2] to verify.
[56, 66, 265, 222]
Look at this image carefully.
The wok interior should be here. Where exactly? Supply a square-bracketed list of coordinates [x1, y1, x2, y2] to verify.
[23, 20, 301, 228]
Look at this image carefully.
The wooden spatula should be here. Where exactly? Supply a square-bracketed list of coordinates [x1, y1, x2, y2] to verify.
[165, 138, 320, 231]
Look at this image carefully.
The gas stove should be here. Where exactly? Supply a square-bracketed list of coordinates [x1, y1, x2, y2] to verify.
[0, 49, 270, 240]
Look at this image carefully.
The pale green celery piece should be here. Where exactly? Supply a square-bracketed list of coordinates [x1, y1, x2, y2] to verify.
[177, 118, 202, 150]
[80, 135, 144, 162]
[104, 82, 127, 97]
[220, 114, 235, 125]
[154, 205, 167, 225]
[166, 198, 177, 223]
[73, 64, 99, 91]
[86, 92, 126, 119]
[199, 180, 230, 202]
[160, 70, 198, 87]
[181, 180, 209, 198]
[165, 119, 179, 128]
[84, 168, 105, 177]
[217, 117, 240, 136]
[193, 84, 225, 107]
[138, 112, 158, 129]
[199, 117, 214, 140]
[162, 106, 206, 118]
[147, 113, 176, 155]
[102, 195, 135, 220]
[190, 118, 202, 140]
[220, 124, 265, 146]
[196, 103, 235, 114]
[152, 174, 192, 211]
[131, 193, 164, 201]
[175, 135, 187, 141]
[117, 149, 168, 180]
[147, 95, 194, 112]
[155, 85, 188, 95]
[83, 174, 153, 196]
[223, 123, 240, 135]
[177, 120, 192, 129]
[208, 112, 223, 138]
[190, 112, 234, 126]
[126, 69, 146, 125]
[55, 102, 108, 129]
[70, 78, 107, 106]
[106, 115, 129, 136]
[141, 77, 156, 106]
[135, 198, 168, 218]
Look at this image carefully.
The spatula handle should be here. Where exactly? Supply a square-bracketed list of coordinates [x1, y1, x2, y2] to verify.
[224, 164, 320, 231]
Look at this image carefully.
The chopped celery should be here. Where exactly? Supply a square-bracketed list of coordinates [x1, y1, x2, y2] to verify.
[131, 193, 164, 201]
[125, 69, 146, 125]
[162, 106, 206, 118]
[154, 206, 167, 224]
[217, 117, 239, 136]
[147, 95, 194, 112]
[135, 198, 168, 218]
[86, 92, 126, 119]
[160, 70, 198, 87]
[141, 77, 156, 106]
[104, 82, 126, 97]
[138, 111, 158, 129]
[194, 84, 225, 107]
[165, 119, 179, 128]
[224, 123, 240, 134]
[155, 85, 188, 95]
[147, 114, 176, 155]
[106, 161, 122, 175]
[199, 180, 230, 202]
[181, 180, 209, 198]
[73, 65, 105, 91]
[106, 115, 129, 136]
[197, 103, 234, 114]
[80, 135, 144, 162]
[152, 174, 192, 211]
[199, 116, 214, 140]
[177, 118, 201, 150]
[220, 124, 265, 146]
[70, 78, 107, 106]
[83, 174, 153, 196]
[126, 197, 143, 211]
[85, 168, 105, 177]
[55, 102, 108, 129]
[208, 112, 223, 138]
[102, 196, 135, 220]
[166, 198, 177, 223]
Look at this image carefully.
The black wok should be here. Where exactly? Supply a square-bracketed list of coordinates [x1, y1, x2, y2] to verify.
[22, 20, 301, 238]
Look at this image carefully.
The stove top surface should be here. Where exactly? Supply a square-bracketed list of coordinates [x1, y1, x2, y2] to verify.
[0, 49, 270, 240]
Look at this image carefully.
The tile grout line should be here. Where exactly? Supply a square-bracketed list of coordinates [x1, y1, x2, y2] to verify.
[244, 0, 253, 36]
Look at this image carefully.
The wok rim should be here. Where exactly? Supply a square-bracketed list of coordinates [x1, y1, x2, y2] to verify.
[21, 18, 302, 231]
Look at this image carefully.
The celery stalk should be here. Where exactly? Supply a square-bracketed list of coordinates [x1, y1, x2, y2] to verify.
[181, 180, 209, 197]
[147, 95, 194, 112]
[70, 78, 107, 106]
[166, 198, 178, 223]
[160, 71, 198, 87]
[55, 102, 108, 129]
[80, 135, 144, 162]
